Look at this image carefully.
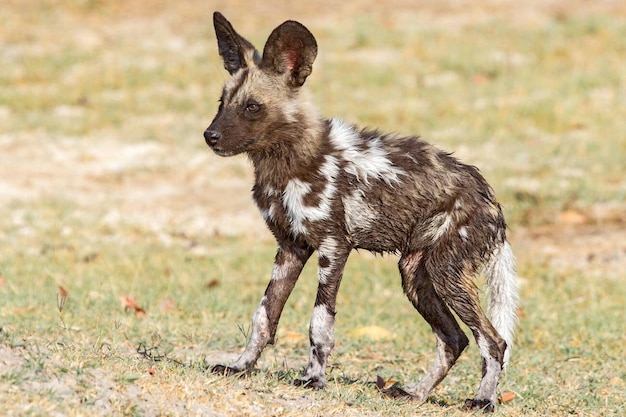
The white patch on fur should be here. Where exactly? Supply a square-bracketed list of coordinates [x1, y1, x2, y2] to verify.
[282, 179, 313, 235]
[317, 268, 332, 285]
[271, 254, 291, 281]
[264, 186, 278, 197]
[231, 298, 270, 369]
[301, 305, 335, 384]
[320, 154, 340, 179]
[476, 335, 489, 359]
[485, 240, 518, 368]
[282, 156, 339, 236]
[309, 305, 334, 347]
[328, 118, 404, 186]
[261, 187, 279, 223]
[342, 189, 377, 237]
[458, 225, 469, 241]
[428, 211, 455, 242]
[317, 237, 339, 284]
[260, 203, 276, 223]
[475, 335, 502, 404]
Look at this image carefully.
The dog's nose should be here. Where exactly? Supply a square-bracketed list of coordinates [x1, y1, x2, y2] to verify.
[204, 129, 221, 147]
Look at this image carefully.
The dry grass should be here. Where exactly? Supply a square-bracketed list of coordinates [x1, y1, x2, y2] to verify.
[1, 1, 625, 416]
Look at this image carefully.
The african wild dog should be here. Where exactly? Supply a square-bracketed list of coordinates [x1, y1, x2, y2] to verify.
[203, 12, 519, 412]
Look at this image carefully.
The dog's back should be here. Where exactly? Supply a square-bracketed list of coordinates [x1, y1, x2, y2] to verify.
[256, 116, 505, 257]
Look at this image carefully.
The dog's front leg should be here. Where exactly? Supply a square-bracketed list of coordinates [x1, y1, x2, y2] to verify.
[212, 243, 313, 376]
[295, 239, 351, 389]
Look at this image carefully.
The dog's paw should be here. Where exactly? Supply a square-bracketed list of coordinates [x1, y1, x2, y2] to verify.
[462, 398, 495, 413]
[209, 364, 248, 378]
[293, 376, 325, 390]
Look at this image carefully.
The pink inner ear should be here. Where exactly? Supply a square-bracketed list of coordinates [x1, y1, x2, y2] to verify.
[285, 50, 299, 71]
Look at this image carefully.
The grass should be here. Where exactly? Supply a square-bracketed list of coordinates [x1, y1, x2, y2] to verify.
[2, 235, 625, 416]
[1, 0, 625, 416]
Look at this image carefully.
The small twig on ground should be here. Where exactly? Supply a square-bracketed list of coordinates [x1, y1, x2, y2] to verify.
[136, 342, 185, 366]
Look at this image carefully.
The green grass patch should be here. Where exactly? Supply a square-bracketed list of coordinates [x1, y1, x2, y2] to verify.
[2, 232, 625, 416]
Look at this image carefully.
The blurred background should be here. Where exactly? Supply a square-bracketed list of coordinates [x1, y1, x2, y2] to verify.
[1, 1, 625, 415]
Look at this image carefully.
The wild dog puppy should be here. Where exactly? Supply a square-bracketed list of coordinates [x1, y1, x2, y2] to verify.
[204, 12, 519, 413]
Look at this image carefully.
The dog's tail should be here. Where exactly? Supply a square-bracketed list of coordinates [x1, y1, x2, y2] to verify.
[485, 240, 519, 368]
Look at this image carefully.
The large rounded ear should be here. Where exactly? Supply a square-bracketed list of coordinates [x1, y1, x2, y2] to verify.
[213, 12, 261, 75]
[261, 20, 318, 87]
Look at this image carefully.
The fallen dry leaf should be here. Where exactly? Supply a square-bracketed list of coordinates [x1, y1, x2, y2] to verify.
[58, 285, 69, 298]
[376, 375, 399, 390]
[376, 376, 412, 399]
[120, 295, 137, 309]
[205, 279, 221, 289]
[500, 391, 516, 403]
[57, 285, 69, 312]
[119, 296, 146, 317]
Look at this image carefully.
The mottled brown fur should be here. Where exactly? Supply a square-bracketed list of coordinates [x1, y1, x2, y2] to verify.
[202, 12, 518, 413]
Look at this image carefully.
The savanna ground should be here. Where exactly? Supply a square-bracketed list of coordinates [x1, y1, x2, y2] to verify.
[1, 0, 625, 416]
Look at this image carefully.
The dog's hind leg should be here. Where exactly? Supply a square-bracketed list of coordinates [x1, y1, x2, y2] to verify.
[426, 252, 507, 413]
[396, 251, 470, 402]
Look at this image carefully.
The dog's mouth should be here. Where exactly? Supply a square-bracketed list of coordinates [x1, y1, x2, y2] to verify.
[210, 137, 255, 157]
[212, 147, 239, 157]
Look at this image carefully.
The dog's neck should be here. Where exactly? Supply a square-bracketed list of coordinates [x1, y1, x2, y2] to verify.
[249, 107, 328, 190]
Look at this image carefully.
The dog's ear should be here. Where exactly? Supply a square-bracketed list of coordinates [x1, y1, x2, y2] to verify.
[261, 20, 318, 87]
[213, 12, 261, 74]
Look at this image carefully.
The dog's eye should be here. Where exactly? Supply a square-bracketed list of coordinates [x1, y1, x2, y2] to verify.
[246, 103, 261, 113]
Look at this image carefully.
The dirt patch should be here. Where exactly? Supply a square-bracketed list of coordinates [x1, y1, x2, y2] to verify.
[0, 132, 269, 241]
[514, 221, 626, 278]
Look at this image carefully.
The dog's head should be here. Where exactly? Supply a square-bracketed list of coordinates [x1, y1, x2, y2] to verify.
[204, 12, 318, 157]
